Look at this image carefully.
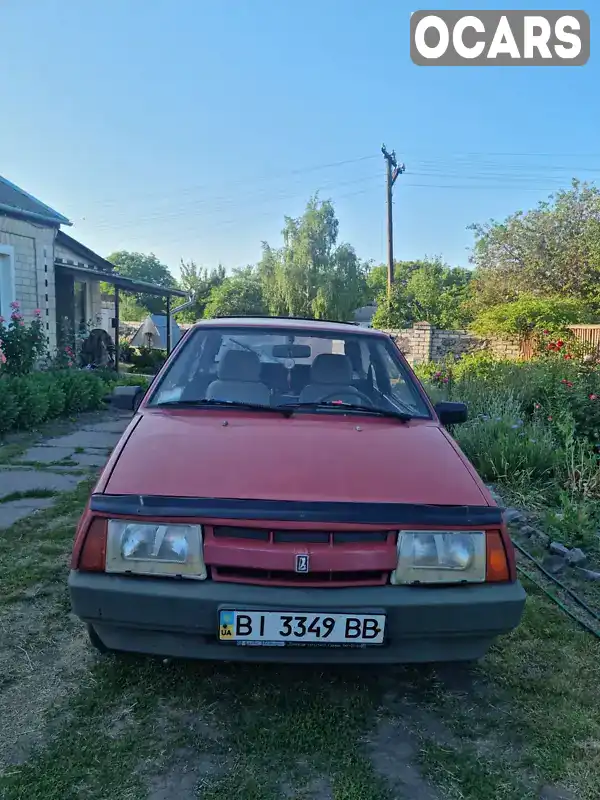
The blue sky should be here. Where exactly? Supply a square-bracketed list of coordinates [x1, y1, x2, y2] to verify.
[1, 0, 598, 277]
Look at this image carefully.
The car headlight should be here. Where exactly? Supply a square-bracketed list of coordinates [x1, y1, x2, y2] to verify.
[105, 520, 207, 580]
[391, 531, 486, 585]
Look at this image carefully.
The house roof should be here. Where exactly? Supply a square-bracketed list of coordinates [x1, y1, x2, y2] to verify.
[352, 303, 377, 323]
[0, 175, 71, 226]
[55, 231, 115, 273]
[55, 260, 187, 298]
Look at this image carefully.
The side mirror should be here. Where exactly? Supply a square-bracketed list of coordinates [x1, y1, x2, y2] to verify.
[435, 401, 468, 426]
[104, 385, 145, 412]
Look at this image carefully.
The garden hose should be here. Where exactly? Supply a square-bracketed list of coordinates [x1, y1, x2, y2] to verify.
[513, 540, 600, 623]
[516, 565, 600, 640]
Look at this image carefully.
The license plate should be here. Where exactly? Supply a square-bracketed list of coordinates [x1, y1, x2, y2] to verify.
[218, 610, 385, 646]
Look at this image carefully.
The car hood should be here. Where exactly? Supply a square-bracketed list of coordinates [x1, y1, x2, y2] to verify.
[103, 409, 488, 507]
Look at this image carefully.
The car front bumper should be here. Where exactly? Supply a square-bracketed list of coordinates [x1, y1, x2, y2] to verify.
[68, 571, 527, 664]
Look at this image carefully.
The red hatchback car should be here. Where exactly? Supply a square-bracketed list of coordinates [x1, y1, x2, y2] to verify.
[69, 317, 526, 663]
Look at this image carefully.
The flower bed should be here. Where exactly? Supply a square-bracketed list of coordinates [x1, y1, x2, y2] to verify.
[0, 369, 149, 436]
[0, 301, 149, 436]
[416, 349, 600, 551]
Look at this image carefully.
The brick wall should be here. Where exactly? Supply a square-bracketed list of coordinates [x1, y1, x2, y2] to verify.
[382, 322, 522, 364]
[0, 215, 57, 350]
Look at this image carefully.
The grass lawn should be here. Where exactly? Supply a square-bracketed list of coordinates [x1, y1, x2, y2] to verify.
[0, 482, 599, 800]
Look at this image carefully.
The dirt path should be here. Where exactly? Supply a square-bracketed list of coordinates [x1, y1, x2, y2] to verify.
[0, 412, 598, 800]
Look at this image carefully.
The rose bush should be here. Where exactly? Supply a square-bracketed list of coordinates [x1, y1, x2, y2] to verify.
[0, 303, 47, 375]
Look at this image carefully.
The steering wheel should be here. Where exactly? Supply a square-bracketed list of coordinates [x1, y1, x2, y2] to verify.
[319, 390, 375, 408]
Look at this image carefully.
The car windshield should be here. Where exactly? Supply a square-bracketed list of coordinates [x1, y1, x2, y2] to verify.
[147, 325, 431, 419]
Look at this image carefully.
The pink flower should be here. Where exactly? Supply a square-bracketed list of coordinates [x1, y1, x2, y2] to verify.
[590, 394, 598, 401]
[34, 308, 41, 316]
[442, 377, 449, 384]
[18, 320, 24, 326]
[67, 360, 73, 368]
[548, 415, 553, 421]
[9, 300, 19, 309]
[0, 352, 6, 364]
[534, 403, 541, 409]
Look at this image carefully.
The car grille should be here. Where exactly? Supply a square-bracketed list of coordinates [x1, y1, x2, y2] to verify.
[212, 566, 389, 587]
[212, 526, 393, 545]
[206, 526, 395, 587]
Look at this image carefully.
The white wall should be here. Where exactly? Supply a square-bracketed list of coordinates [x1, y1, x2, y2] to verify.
[0, 216, 57, 350]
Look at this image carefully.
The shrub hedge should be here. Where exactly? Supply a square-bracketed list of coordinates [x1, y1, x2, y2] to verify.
[0, 369, 150, 437]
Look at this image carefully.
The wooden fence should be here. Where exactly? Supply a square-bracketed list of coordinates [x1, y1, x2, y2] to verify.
[519, 325, 600, 360]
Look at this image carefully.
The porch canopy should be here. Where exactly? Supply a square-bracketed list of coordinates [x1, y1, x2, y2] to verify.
[54, 260, 187, 372]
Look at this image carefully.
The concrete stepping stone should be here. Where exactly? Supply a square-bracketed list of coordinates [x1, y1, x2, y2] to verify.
[19, 446, 76, 464]
[0, 498, 56, 529]
[81, 419, 131, 434]
[0, 470, 81, 497]
[71, 452, 110, 468]
[38, 431, 123, 450]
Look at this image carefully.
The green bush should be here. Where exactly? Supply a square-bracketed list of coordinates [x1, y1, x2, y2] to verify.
[470, 295, 593, 341]
[10, 375, 50, 428]
[418, 349, 600, 529]
[0, 379, 19, 435]
[0, 369, 146, 436]
[129, 347, 166, 374]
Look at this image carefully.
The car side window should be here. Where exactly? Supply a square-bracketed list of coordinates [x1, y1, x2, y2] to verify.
[377, 346, 416, 406]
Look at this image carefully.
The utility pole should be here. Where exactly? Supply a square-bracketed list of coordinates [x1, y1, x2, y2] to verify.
[382, 144, 405, 300]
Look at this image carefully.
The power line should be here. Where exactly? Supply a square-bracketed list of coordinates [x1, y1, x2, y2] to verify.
[89, 173, 383, 231]
[74, 153, 381, 212]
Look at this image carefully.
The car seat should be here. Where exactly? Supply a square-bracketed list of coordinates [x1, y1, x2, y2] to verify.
[298, 354, 360, 403]
[206, 350, 270, 405]
[260, 362, 289, 397]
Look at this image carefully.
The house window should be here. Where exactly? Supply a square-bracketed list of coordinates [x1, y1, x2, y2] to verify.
[0, 245, 16, 320]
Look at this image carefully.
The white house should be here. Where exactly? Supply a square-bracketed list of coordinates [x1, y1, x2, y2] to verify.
[0, 174, 185, 356]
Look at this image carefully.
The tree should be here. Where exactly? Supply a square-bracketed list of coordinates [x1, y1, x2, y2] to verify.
[470, 295, 593, 340]
[203, 267, 267, 319]
[371, 258, 473, 330]
[469, 179, 600, 313]
[365, 263, 387, 301]
[257, 196, 369, 321]
[177, 260, 226, 321]
[106, 251, 177, 315]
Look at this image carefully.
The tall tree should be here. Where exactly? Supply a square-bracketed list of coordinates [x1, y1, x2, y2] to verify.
[469, 179, 600, 313]
[257, 196, 369, 321]
[203, 267, 267, 319]
[106, 251, 176, 315]
[371, 258, 473, 330]
[178, 260, 226, 321]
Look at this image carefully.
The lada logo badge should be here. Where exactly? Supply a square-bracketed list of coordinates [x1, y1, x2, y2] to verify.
[295, 554, 310, 573]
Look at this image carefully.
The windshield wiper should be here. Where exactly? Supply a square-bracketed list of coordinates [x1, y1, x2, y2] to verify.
[153, 398, 287, 414]
[277, 401, 413, 421]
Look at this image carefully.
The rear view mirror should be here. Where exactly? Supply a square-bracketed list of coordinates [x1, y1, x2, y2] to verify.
[104, 385, 145, 412]
[435, 401, 468, 426]
[271, 344, 312, 359]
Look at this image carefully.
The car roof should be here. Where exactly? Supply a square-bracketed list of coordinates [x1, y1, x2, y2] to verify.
[191, 316, 385, 336]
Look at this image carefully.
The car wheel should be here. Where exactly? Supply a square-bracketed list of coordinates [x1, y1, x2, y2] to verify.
[87, 624, 112, 654]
